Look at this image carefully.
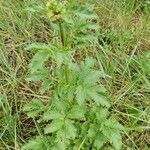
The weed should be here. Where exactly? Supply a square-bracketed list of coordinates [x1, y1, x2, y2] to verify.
[22, 0, 124, 149]
[0, 0, 149, 149]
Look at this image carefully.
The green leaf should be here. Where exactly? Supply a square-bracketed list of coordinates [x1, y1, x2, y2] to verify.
[26, 68, 50, 82]
[111, 132, 122, 150]
[95, 85, 107, 94]
[88, 124, 97, 138]
[84, 71, 104, 85]
[101, 117, 123, 150]
[29, 51, 50, 73]
[54, 51, 72, 67]
[44, 120, 64, 134]
[68, 105, 85, 119]
[91, 107, 109, 122]
[26, 43, 50, 51]
[26, 72, 44, 81]
[54, 98, 68, 112]
[64, 120, 77, 139]
[87, 125, 107, 149]
[76, 85, 86, 106]
[86, 24, 99, 30]
[102, 127, 122, 150]
[25, 5, 44, 14]
[23, 99, 43, 118]
[39, 79, 52, 94]
[75, 5, 98, 20]
[22, 136, 49, 150]
[42, 111, 64, 121]
[54, 139, 66, 150]
[84, 57, 96, 68]
[139, 52, 150, 75]
[87, 89, 110, 107]
[94, 133, 107, 149]
[103, 117, 124, 130]
[54, 52, 64, 67]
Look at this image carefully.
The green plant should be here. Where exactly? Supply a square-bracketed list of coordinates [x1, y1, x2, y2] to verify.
[143, 0, 150, 14]
[22, 0, 124, 149]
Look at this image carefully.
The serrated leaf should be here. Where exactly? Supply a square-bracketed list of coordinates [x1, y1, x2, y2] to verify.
[111, 132, 122, 150]
[84, 57, 96, 68]
[86, 24, 99, 30]
[25, 5, 44, 13]
[42, 111, 64, 121]
[87, 124, 96, 138]
[55, 140, 66, 150]
[54, 51, 72, 67]
[76, 85, 86, 106]
[101, 117, 123, 150]
[80, 122, 89, 135]
[104, 117, 124, 130]
[26, 43, 50, 51]
[26, 72, 44, 81]
[53, 98, 68, 112]
[95, 85, 107, 94]
[75, 5, 98, 20]
[91, 107, 109, 122]
[68, 105, 85, 119]
[29, 51, 50, 73]
[23, 99, 43, 118]
[54, 52, 64, 67]
[84, 71, 104, 85]
[94, 133, 107, 149]
[65, 120, 77, 139]
[39, 79, 52, 94]
[44, 120, 64, 134]
[87, 89, 110, 107]
[102, 126, 122, 150]
[26, 68, 50, 82]
[22, 136, 48, 150]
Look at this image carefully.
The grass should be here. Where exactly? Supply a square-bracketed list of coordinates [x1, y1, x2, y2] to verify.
[0, 0, 150, 149]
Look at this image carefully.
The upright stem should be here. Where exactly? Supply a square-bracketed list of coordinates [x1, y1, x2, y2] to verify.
[58, 21, 68, 83]
[59, 21, 65, 46]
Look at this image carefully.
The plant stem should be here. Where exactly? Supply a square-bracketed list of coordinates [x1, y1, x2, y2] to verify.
[58, 21, 68, 83]
[59, 21, 65, 46]
[78, 137, 86, 150]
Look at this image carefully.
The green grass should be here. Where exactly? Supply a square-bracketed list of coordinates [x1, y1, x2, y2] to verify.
[0, 0, 150, 149]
